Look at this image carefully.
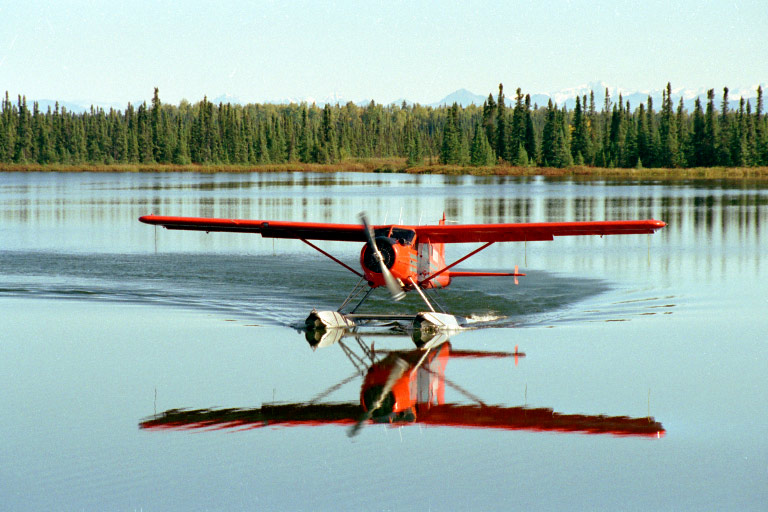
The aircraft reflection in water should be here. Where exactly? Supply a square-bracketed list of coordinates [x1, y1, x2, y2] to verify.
[140, 330, 664, 438]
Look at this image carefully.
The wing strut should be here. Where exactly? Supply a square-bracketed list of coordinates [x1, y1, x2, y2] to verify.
[419, 241, 495, 286]
[299, 239, 363, 278]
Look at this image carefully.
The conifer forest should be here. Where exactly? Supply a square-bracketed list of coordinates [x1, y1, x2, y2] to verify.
[2, 83, 767, 170]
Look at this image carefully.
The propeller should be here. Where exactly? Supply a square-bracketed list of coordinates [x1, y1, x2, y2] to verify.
[359, 212, 406, 301]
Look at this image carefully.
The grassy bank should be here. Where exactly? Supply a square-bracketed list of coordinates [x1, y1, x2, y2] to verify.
[0, 160, 392, 174]
[405, 164, 768, 180]
[2, 160, 768, 180]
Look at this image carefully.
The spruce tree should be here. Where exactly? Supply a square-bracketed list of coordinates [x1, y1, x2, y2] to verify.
[33, 104, 54, 164]
[554, 118, 573, 168]
[482, 94, 496, 154]
[675, 97, 689, 167]
[0, 93, 14, 162]
[406, 132, 423, 167]
[645, 97, 660, 167]
[404, 115, 423, 167]
[257, 123, 270, 163]
[514, 142, 530, 166]
[571, 95, 590, 164]
[137, 102, 154, 163]
[636, 103, 649, 166]
[14, 96, 32, 163]
[172, 116, 190, 164]
[109, 109, 127, 163]
[597, 88, 611, 165]
[298, 106, 312, 163]
[757, 86, 768, 165]
[440, 103, 462, 164]
[510, 88, 525, 161]
[623, 109, 638, 168]
[151, 87, 164, 162]
[584, 91, 598, 166]
[284, 111, 297, 162]
[608, 104, 623, 167]
[496, 84, 507, 161]
[690, 98, 705, 166]
[321, 104, 339, 163]
[716, 87, 732, 165]
[703, 89, 718, 166]
[659, 83, 678, 167]
[540, 100, 557, 166]
[731, 98, 748, 166]
[524, 94, 537, 164]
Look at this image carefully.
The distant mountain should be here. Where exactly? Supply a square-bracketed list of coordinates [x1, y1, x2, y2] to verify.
[425, 83, 764, 112]
[540, 81, 766, 112]
[432, 88, 487, 107]
[211, 94, 244, 105]
[32, 98, 132, 113]
[22, 82, 767, 114]
[270, 92, 361, 106]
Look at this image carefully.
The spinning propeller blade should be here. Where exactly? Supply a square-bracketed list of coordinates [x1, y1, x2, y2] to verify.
[359, 212, 405, 302]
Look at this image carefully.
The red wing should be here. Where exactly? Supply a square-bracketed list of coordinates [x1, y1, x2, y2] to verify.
[139, 215, 368, 242]
[413, 220, 666, 243]
[140, 215, 665, 243]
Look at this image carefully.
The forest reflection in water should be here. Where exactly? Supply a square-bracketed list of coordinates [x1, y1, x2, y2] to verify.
[4, 174, 764, 243]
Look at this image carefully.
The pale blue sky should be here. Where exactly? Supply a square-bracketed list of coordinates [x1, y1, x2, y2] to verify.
[1, 0, 766, 105]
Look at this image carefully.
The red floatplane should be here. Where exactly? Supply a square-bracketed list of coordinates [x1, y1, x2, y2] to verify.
[139, 213, 666, 331]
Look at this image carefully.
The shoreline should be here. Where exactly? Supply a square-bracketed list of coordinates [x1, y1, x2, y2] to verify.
[2, 161, 767, 180]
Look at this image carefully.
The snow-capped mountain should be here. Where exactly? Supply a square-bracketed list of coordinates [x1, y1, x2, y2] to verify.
[544, 81, 765, 111]
[421, 82, 765, 111]
[271, 92, 363, 106]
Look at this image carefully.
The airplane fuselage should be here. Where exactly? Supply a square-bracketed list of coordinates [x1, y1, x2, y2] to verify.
[360, 228, 449, 291]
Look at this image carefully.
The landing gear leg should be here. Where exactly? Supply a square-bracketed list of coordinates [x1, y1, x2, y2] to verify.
[408, 277, 435, 312]
[347, 287, 375, 314]
[307, 279, 375, 332]
[337, 277, 369, 313]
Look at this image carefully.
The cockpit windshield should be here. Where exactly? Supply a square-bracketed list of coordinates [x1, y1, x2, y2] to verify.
[391, 228, 416, 244]
[372, 227, 416, 245]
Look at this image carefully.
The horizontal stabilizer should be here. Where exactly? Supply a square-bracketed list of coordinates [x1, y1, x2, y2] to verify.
[450, 271, 526, 277]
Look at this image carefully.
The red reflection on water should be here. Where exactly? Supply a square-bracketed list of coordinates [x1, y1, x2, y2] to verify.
[141, 341, 664, 438]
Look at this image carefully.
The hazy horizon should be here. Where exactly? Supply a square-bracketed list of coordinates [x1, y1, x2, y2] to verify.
[2, 1, 765, 108]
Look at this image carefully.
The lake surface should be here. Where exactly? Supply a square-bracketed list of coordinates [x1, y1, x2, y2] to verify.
[1, 171, 766, 511]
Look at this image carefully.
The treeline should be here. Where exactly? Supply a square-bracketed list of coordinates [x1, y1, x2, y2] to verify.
[1, 84, 767, 169]
[473, 83, 768, 169]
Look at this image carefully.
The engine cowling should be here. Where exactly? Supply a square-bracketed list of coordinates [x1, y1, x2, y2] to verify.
[361, 236, 396, 273]
[360, 237, 414, 288]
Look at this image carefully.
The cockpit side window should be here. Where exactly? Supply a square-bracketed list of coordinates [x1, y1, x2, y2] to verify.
[373, 227, 391, 238]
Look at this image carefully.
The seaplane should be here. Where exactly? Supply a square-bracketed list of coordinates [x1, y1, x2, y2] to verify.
[139, 212, 666, 332]
[140, 330, 665, 438]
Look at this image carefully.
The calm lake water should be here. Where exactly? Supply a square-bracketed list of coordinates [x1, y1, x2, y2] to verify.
[1, 172, 766, 511]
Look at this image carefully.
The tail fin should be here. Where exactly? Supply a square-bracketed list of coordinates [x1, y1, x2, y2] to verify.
[435, 214, 446, 271]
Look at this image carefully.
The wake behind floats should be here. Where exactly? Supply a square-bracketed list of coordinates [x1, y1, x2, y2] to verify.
[139, 212, 666, 333]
